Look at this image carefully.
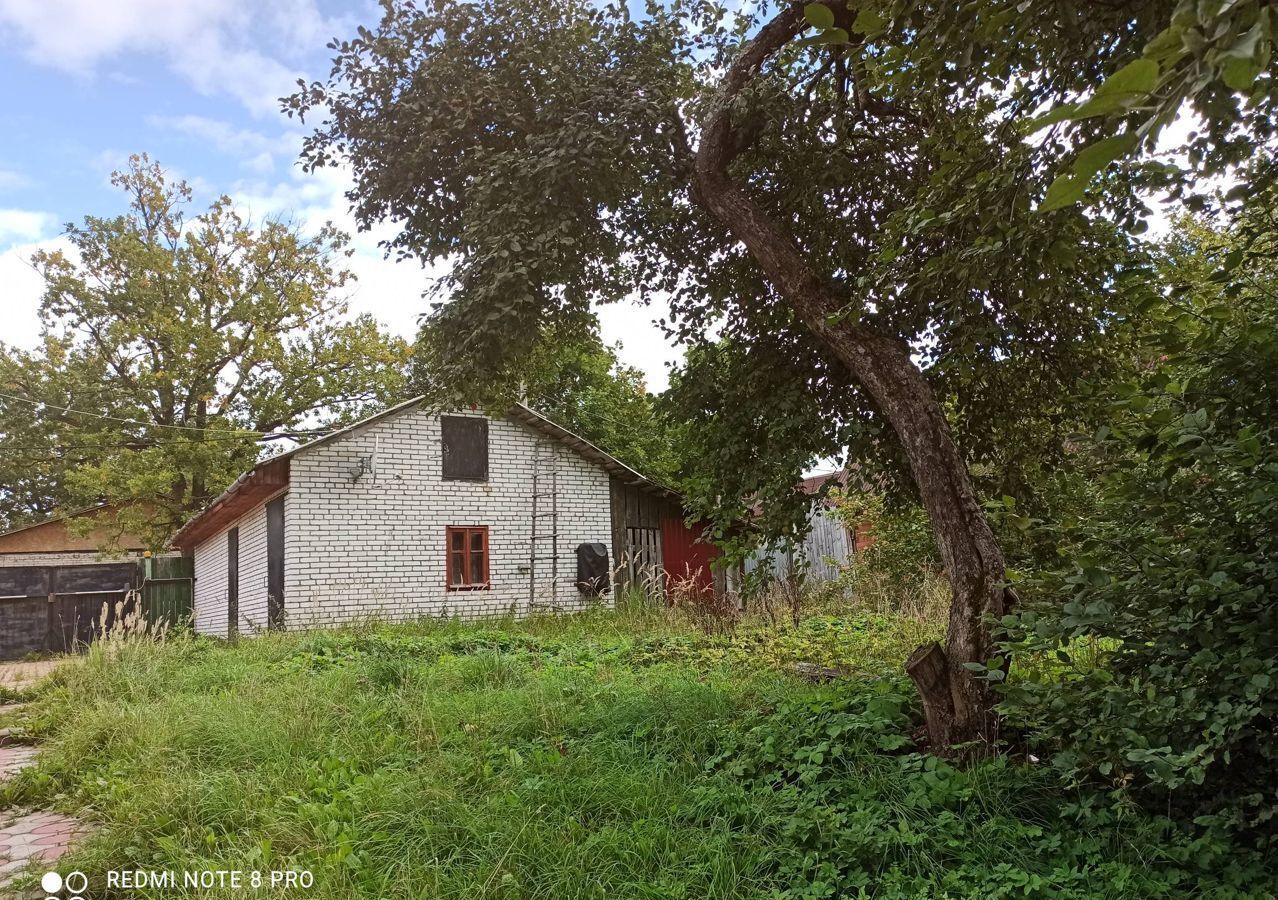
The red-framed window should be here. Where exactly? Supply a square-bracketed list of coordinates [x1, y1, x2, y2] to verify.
[446, 526, 490, 590]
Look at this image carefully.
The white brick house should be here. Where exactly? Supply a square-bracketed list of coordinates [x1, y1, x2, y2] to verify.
[173, 400, 709, 637]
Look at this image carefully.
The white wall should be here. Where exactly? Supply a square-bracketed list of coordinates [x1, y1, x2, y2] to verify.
[283, 409, 614, 629]
[191, 495, 275, 636]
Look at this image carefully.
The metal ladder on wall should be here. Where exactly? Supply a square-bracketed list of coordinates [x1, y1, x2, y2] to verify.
[528, 439, 561, 609]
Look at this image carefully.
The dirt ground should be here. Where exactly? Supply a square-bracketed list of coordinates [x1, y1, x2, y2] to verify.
[0, 659, 71, 693]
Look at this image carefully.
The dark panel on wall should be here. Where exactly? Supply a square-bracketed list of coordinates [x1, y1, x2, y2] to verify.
[227, 527, 239, 638]
[0, 567, 50, 599]
[0, 598, 49, 659]
[575, 542, 610, 596]
[56, 564, 134, 594]
[0, 559, 189, 659]
[266, 497, 285, 630]
[441, 416, 489, 481]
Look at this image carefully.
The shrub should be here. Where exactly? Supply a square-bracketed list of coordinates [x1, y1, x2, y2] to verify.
[995, 214, 1278, 846]
[702, 685, 1273, 898]
[828, 491, 941, 603]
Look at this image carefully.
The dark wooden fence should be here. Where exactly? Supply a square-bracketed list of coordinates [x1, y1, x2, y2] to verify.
[0, 556, 193, 660]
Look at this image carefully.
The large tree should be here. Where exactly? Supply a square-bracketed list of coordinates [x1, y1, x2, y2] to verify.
[284, 0, 1236, 748]
[0, 156, 410, 545]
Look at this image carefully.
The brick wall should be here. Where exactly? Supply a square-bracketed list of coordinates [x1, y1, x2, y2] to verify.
[191, 409, 616, 634]
[284, 409, 613, 628]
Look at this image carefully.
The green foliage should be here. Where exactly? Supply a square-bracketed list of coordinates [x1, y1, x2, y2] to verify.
[879, 0, 1276, 216]
[288, 0, 1139, 550]
[705, 686, 1270, 898]
[11, 610, 1273, 898]
[0, 156, 410, 543]
[828, 491, 940, 597]
[413, 318, 679, 482]
[1031, 0, 1277, 208]
[996, 207, 1278, 844]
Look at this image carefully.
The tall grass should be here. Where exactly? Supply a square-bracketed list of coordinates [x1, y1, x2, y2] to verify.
[3, 606, 1272, 898]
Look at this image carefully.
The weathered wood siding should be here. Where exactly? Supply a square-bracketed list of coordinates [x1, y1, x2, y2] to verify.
[802, 509, 853, 582]
[744, 507, 853, 585]
[609, 478, 683, 593]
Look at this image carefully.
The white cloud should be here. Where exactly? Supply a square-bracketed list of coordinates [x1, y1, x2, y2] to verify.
[170, 37, 302, 118]
[598, 300, 678, 394]
[0, 0, 240, 71]
[147, 114, 302, 172]
[0, 208, 54, 244]
[0, 235, 72, 350]
[0, 169, 31, 192]
[0, 0, 340, 117]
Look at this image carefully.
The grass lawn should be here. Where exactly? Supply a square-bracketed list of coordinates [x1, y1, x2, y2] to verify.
[4, 601, 1272, 899]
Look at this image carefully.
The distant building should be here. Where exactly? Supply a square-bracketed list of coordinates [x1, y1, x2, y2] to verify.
[0, 504, 149, 567]
[744, 471, 868, 585]
[172, 399, 717, 638]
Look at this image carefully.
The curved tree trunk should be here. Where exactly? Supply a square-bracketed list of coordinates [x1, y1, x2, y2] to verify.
[687, 3, 1008, 749]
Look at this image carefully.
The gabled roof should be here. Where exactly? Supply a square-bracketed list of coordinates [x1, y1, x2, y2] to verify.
[171, 398, 681, 550]
[0, 502, 150, 554]
[0, 504, 107, 541]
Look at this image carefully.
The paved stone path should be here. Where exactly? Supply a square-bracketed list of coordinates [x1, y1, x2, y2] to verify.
[0, 747, 37, 783]
[0, 693, 88, 895]
[0, 660, 68, 694]
[0, 810, 83, 885]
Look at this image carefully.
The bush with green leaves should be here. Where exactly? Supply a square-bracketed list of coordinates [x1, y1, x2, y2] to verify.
[701, 683, 1273, 898]
[995, 208, 1278, 845]
[829, 490, 940, 598]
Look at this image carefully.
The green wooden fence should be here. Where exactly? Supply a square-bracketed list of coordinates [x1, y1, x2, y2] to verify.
[140, 555, 194, 629]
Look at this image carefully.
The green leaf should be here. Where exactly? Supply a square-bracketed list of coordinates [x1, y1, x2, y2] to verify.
[852, 9, 887, 37]
[1038, 172, 1087, 212]
[1026, 102, 1078, 133]
[1222, 54, 1266, 91]
[1068, 58, 1160, 122]
[1073, 132, 1139, 180]
[1096, 57, 1160, 100]
[804, 3, 835, 30]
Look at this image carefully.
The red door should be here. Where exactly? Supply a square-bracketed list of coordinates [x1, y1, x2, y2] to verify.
[660, 518, 720, 602]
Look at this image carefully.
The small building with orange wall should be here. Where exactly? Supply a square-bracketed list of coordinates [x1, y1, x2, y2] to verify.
[0, 505, 150, 567]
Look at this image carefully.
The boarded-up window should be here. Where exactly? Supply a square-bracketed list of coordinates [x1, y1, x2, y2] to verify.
[446, 526, 489, 590]
[441, 416, 488, 481]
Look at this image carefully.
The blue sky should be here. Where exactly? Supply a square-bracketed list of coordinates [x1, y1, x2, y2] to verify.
[0, 0, 677, 389]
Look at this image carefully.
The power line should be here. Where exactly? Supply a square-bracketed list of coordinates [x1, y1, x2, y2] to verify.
[0, 434, 310, 453]
[0, 389, 338, 438]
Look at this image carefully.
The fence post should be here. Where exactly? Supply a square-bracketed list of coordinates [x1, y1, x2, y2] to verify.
[45, 566, 58, 654]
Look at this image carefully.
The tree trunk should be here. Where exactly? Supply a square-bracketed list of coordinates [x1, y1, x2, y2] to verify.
[688, 3, 1008, 750]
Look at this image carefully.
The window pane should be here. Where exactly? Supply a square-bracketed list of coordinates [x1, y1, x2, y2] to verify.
[470, 552, 485, 584]
[451, 530, 464, 551]
[470, 531, 484, 552]
[451, 553, 466, 584]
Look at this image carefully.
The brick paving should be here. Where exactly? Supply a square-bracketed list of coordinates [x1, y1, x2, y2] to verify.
[0, 811, 83, 883]
[0, 747, 37, 782]
[0, 702, 88, 893]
